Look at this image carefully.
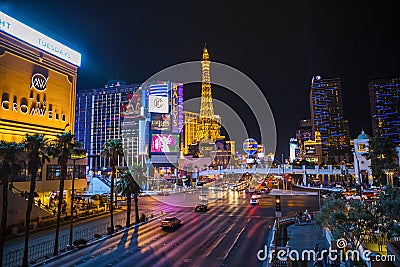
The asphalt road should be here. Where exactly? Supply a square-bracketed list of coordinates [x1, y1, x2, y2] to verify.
[31, 189, 319, 267]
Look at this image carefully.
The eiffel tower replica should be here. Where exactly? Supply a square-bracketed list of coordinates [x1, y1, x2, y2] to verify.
[194, 45, 223, 152]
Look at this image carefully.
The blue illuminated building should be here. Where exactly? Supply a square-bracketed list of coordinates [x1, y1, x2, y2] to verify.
[309, 76, 351, 163]
[74, 81, 144, 169]
[369, 77, 400, 146]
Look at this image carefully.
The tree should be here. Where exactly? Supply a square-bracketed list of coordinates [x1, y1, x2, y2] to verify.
[375, 185, 400, 238]
[116, 170, 141, 227]
[0, 141, 23, 265]
[52, 131, 75, 255]
[365, 136, 397, 185]
[68, 143, 87, 248]
[22, 134, 50, 267]
[101, 139, 124, 234]
[316, 197, 376, 250]
[129, 164, 144, 224]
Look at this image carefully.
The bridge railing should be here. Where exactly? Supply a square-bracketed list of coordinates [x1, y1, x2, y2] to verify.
[199, 166, 355, 176]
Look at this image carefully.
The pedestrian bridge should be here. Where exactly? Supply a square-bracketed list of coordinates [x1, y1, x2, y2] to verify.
[199, 165, 355, 176]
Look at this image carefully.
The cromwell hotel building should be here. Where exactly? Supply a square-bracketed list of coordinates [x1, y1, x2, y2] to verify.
[0, 11, 87, 226]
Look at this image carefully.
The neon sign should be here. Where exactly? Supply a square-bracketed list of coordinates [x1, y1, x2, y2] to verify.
[1, 73, 65, 121]
[171, 83, 183, 133]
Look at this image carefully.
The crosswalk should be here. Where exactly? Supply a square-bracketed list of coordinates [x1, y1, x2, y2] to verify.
[41, 196, 273, 267]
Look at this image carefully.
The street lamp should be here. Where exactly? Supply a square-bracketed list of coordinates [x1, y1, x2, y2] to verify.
[383, 169, 395, 187]
[68, 146, 87, 248]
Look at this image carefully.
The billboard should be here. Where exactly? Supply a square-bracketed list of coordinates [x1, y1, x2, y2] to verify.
[149, 83, 169, 113]
[151, 133, 179, 153]
[305, 145, 316, 154]
[151, 113, 171, 131]
[243, 138, 258, 155]
[0, 11, 81, 66]
[120, 89, 142, 119]
[149, 94, 169, 113]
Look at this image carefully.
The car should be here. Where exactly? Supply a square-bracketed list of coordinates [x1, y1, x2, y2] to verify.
[252, 193, 262, 199]
[248, 186, 256, 193]
[260, 188, 269, 194]
[160, 217, 181, 229]
[343, 190, 357, 196]
[346, 194, 362, 201]
[250, 197, 259, 205]
[194, 203, 208, 212]
[330, 187, 345, 193]
[261, 182, 267, 187]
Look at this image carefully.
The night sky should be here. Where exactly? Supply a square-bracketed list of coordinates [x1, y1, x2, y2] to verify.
[2, 1, 400, 157]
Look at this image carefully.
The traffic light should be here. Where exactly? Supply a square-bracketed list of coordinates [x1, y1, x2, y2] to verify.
[275, 195, 281, 212]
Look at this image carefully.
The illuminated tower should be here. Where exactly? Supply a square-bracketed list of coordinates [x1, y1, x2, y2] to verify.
[195, 45, 221, 142]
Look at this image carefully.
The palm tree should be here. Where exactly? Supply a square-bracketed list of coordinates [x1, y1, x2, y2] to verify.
[22, 134, 50, 267]
[129, 164, 144, 224]
[68, 143, 87, 248]
[101, 139, 124, 234]
[116, 170, 139, 227]
[0, 141, 23, 264]
[52, 131, 75, 256]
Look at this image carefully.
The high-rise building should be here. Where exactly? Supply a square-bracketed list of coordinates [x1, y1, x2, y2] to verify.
[309, 76, 351, 163]
[75, 82, 145, 169]
[296, 119, 312, 159]
[369, 77, 400, 146]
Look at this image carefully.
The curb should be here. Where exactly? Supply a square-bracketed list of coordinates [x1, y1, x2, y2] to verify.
[31, 213, 167, 267]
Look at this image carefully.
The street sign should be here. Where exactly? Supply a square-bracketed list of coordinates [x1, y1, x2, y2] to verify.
[275, 211, 282, 218]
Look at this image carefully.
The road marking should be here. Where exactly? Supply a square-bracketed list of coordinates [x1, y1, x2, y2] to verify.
[224, 226, 246, 260]
[205, 225, 234, 256]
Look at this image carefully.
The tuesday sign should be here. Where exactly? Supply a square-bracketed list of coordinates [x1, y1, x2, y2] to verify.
[0, 11, 81, 66]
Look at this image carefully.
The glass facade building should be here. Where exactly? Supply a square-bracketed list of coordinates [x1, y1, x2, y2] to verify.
[309, 76, 351, 163]
[75, 82, 143, 169]
[369, 77, 400, 146]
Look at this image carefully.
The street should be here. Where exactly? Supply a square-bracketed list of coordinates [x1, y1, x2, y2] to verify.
[30, 189, 319, 267]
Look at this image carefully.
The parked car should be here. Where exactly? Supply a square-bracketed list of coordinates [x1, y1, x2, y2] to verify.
[194, 203, 208, 212]
[160, 217, 181, 230]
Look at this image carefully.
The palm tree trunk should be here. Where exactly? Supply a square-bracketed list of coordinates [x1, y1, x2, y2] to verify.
[0, 170, 9, 265]
[53, 164, 67, 256]
[110, 167, 115, 234]
[126, 195, 131, 228]
[134, 193, 139, 224]
[22, 169, 38, 267]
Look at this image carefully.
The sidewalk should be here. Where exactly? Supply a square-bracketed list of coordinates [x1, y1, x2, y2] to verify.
[287, 223, 330, 266]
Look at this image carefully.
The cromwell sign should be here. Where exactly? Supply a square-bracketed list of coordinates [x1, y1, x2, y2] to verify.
[1, 72, 66, 121]
[0, 51, 73, 139]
